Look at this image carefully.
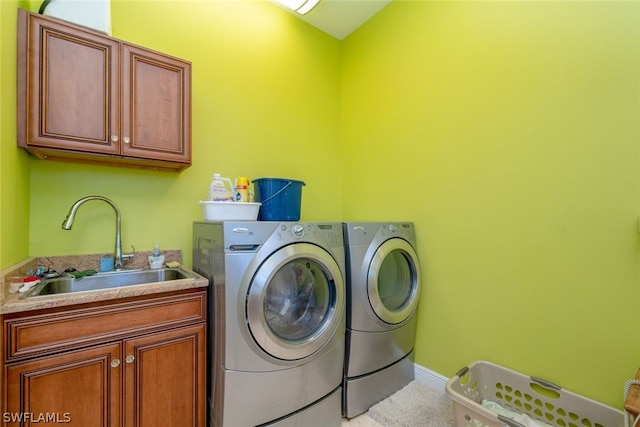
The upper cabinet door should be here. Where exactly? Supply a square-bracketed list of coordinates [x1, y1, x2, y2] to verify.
[120, 44, 191, 164]
[20, 11, 120, 155]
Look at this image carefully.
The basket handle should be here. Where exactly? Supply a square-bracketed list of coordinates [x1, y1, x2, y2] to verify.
[260, 181, 292, 205]
[530, 376, 562, 399]
[531, 376, 561, 391]
[498, 415, 527, 427]
[454, 366, 470, 378]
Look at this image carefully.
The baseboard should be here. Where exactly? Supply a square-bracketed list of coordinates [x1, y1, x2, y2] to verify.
[414, 363, 448, 393]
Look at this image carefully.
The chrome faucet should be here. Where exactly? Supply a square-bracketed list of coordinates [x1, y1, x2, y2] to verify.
[62, 196, 132, 271]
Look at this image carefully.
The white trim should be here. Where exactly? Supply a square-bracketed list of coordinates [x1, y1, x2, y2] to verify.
[414, 363, 448, 393]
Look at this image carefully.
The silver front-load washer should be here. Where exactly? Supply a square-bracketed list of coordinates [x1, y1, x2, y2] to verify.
[193, 221, 346, 427]
[342, 222, 421, 418]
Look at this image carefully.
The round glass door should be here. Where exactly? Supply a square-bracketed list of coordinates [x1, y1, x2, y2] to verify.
[247, 243, 344, 360]
[367, 238, 420, 324]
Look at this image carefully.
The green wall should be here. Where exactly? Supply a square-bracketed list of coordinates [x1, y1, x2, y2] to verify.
[1, 0, 638, 410]
[342, 0, 640, 408]
[0, 1, 31, 269]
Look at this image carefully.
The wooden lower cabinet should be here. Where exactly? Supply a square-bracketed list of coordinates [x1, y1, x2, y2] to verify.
[2, 290, 207, 427]
[6, 343, 121, 426]
[125, 325, 206, 427]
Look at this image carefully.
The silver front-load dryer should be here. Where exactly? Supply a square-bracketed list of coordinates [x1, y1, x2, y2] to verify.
[193, 221, 346, 427]
[342, 222, 421, 418]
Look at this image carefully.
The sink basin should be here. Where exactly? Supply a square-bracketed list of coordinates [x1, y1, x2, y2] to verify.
[20, 268, 198, 299]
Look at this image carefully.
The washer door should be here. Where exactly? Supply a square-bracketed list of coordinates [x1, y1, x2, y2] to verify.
[367, 238, 420, 324]
[246, 243, 344, 361]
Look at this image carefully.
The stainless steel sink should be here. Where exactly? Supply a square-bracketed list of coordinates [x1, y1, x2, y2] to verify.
[20, 268, 198, 299]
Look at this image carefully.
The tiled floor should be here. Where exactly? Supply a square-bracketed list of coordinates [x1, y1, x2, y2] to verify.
[341, 413, 384, 427]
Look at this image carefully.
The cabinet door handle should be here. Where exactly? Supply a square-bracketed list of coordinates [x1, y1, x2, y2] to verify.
[111, 359, 120, 368]
[125, 354, 135, 364]
[111, 135, 119, 143]
[123, 137, 131, 144]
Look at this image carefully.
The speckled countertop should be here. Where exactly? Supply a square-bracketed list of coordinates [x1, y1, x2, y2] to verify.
[0, 250, 208, 314]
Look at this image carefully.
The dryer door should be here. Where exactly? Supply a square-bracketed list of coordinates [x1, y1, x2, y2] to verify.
[367, 238, 420, 324]
[246, 243, 344, 361]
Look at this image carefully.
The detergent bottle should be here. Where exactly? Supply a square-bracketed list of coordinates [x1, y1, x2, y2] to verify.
[235, 177, 250, 202]
[208, 174, 235, 202]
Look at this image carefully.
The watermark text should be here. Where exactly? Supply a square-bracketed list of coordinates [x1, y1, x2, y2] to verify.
[2, 412, 71, 423]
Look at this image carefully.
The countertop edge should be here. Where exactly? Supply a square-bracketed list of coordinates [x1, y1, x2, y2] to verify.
[1, 276, 209, 314]
[1, 251, 209, 314]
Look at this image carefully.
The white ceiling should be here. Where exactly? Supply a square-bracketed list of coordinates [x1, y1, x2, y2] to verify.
[272, 0, 392, 40]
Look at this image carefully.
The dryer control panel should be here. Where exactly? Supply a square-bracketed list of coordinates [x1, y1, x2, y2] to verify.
[344, 222, 416, 246]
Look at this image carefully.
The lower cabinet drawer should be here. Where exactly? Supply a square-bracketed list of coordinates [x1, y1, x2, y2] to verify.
[4, 290, 206, 362]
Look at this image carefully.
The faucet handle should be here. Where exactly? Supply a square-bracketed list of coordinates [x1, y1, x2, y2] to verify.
[122, 245, 135, 262]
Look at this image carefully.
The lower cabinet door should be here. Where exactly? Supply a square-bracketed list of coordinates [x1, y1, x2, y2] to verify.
[124, 324, 206, 427]
[5, 343, 122, 427]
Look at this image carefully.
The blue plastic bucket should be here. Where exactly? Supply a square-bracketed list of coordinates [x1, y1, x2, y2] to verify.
[253, 178, 306, 221]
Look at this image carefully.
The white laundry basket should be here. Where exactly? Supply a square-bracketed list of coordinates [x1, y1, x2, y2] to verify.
[446, 360, 626, 427]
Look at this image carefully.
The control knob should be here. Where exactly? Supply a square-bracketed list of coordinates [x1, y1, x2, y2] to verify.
[292, 224, 304, 237]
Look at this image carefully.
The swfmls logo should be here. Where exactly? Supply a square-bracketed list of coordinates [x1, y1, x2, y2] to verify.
[2, 412, 71, 423]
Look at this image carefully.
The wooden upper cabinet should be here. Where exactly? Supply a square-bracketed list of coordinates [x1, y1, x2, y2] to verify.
[17, 9, 192, 172]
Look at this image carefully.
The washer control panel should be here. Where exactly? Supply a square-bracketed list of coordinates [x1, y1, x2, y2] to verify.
[276, 223, 343, 247]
